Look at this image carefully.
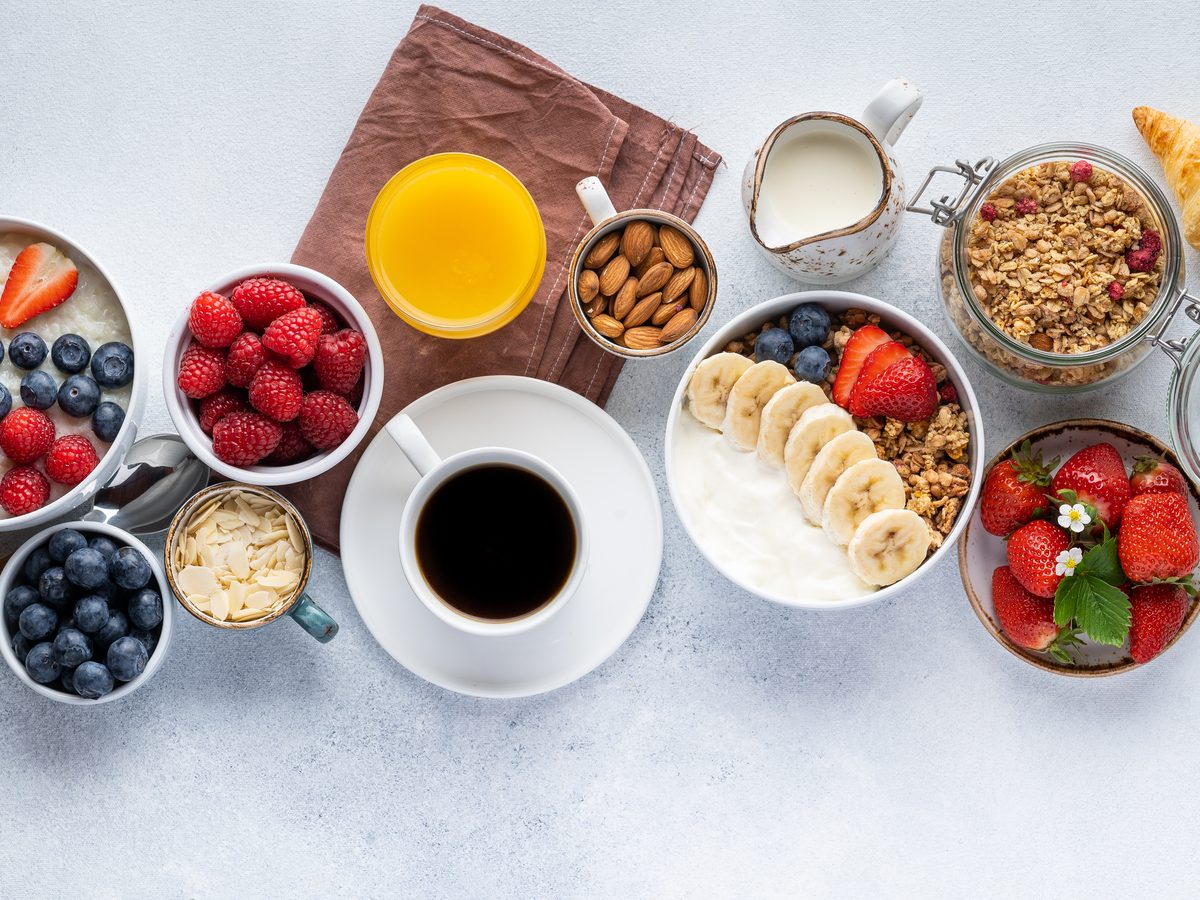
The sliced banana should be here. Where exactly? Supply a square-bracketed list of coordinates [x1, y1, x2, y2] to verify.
[822, 457, 906, 546]
[783, 404, 855, 496]
[755, 382, 828, 468]
[846, 509, 931, 586]
[686, 353, 754, 430]
[798, 430, 878, 525]
[722, 361, 795, 451]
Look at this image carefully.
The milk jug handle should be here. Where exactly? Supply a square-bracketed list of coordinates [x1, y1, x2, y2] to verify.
[861, 78, 923, 146]
[576, 177, 620, 226]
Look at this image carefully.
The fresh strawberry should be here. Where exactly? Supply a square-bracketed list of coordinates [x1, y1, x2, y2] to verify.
[980, 441, 1057, 536]
[211, 411, 282, 467]
[308, 302, 341, 335]
[225, 332, 266, 388]
[938, 381, 958, 404]
[0, 466, 50, 516]
[1128, 583, 1190, 664]
[0, 408, 55, 464]
[1007, 519, 1070, 598]
[229, 277, 306, 331]
[1130, 455, 1188, 498]
[1118, 492, 1199, 582]
[262, 306, 323, 368]
[45, 434, 100, 486]
[848, 341, 910, 417]
[248, 360, 303, 422]
[268, 420, 314, 465]
[187, 291, 243, 348]
[0, 243, 78, 329]
[176, 345, 227, 399]
[198, 388, 248, 435]
[831, 325, 889, 408]
[848, 355, 938, 422]
[1051, 442, 1131, 530]
[313, 329, 366, 395]
[992, 565, 1078, 660]
[299, 391, 359, 451]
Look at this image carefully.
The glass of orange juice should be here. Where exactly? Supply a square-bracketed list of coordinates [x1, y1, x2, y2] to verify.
[365, 153, 546, 339]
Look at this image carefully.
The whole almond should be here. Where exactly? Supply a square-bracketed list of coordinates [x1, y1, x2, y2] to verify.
[658, 225, 695, 268]
[584, 232, 620, 269]
[652, 300, 687, 326]
[578, 268, 600, 303]
[620, 221, 655, 267]
[598, 254, 631, 296]
[612, 277, 639, 320]
[584, 295, 607, 318]
[623, 326, 663, 350]
[662, 266, 696, 302]
[635, 246, 666, 278]
[636, 262, 672, 297]
[624, 292, 662, 328]
[660, 307, 698, 344]
[689, 268, 708, 311]
[592, 314, 624, 340]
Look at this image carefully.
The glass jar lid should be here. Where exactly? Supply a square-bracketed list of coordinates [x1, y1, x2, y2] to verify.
[1165, 295, 1200, 485]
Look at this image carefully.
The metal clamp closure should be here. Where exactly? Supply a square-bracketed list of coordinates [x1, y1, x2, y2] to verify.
[906, 157, 996, 226]
[1151, 289, 1200, 370]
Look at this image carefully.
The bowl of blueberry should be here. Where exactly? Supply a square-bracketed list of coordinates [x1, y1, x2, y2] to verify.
[0, 522, 172, 704]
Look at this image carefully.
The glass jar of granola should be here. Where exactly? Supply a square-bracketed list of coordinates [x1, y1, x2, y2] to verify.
[910, 143, 1198, 392]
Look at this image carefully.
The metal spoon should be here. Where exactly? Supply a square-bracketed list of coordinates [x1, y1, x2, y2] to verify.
[83, 433, 210, 535]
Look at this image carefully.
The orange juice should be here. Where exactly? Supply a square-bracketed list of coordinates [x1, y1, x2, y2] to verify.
[365, 153, 546, 338]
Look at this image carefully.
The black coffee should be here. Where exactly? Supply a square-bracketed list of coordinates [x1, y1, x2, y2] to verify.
[415, 464, 577, 622]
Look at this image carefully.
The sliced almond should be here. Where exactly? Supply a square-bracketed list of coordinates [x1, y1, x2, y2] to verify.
[612, 276, 639, 320]
[662, 266, 696, 302]
[620, 220, 655, 267]
[659, 224, 695, 268]
[583, 232, 620, 269]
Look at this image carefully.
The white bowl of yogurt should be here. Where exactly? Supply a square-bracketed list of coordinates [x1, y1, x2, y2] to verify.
[0, 217, 145, 532]
[665, 290, 984, 610]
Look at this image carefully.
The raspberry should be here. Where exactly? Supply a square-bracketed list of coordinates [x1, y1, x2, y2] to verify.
[262, 307, 323, 367]
[1108, 280, 1125, 300]
[0, 408, 55, 464]
[198, 388, 249, 435]
[979, 202, 998, 222]
[187, 291, 243, 348]
[268, 420, 314, 465]
[308, 302, 340, 335]
[1070, 160, 1093, 183]
[45, 434, 100, 486]
[226, 332, 266, 388]
[299, 391, 359, 451]
[0, 466, 49, 516]
[248, 360, 303, 422]
[1126, 247, 1158, 273]
[176, 345, 227, 399]
[313, 329, 366, 394]
[211, 411, 282, 467]
[938, 381, 958, 404]
[230, 277, 306, 331]
[1139, 228, 1162, 255]
[1015, 197, 1038, 215]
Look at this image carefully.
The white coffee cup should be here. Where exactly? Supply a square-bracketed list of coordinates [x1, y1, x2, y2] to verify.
[386, 414, 589, 637]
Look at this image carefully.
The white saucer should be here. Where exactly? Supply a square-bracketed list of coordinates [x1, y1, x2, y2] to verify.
[340, 376, 663, 698]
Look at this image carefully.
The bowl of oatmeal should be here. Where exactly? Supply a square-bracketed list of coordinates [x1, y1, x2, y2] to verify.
[664, 290, 983, 610]
[0, 217, 144, 530]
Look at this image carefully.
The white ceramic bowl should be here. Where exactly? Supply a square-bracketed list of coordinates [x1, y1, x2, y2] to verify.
[0, 521, 173, 704]
[162, 263, 384, 486]
[0, 216, 147, 532]
[664, 289, 985, 610]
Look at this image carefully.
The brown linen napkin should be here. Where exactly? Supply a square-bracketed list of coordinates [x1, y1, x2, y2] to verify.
[283, 5, 721, 552]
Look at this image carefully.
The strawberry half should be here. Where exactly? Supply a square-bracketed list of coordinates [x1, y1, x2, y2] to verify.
[1051, 442, 1131, 530]
[848, 355, 938, 422]
[0, 243, 79, 328]
[831, 325, 889, 409]
[848, 341, 910, 417]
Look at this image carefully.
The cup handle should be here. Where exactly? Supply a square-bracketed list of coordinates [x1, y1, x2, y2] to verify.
[861, 77, 923, 146]
[385, 413, 442, 477]
[287, 593, 338, 643]
[576, 176, 620, 226]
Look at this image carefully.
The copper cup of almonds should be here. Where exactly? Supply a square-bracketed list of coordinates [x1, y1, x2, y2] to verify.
[569, 176, 717, 357]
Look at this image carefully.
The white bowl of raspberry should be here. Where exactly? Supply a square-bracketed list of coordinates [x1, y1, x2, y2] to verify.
[162, 264, 384, 486]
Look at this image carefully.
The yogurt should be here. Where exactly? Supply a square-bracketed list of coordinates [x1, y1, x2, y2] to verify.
[671, 410, 874, 602]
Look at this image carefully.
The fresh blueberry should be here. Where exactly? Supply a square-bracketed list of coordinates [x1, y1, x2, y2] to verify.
[0, 338, 4, 364]
[25, 642, 60, 684]
[52, 628, 92, 668]
[88, 536, 119, 560]
[73, 661, 114, 699]
[127, 588, 163, 630]
[109, 547, 151, 591]
[11, 631, 34, 660]
[788, 303, 831, 349]
[57, 375, 100, 417]
[130, 626, 158, 657]
[93, 610, 129, 649]
[37, 567, 72, 611]
[18, 602, 57, 641]
[92, 402, 126, 444]
[73, 595, 110, 634]
[9, 332, 47, 370]
[64, 548, 110, 591]
[60, 666, 77, 693]
[793, 345, 833, 384]
[4, 584, 40, 629]
[106, 636, 148, 682]
[19, 370, 57, 410]
[51, 333, 91, 374]
[754, 327, 794, 366]
[0, 383, 10, 421]
[91, 342, 134, 389]
[23, 547, 53, 583]
[49, 529, 88, 563]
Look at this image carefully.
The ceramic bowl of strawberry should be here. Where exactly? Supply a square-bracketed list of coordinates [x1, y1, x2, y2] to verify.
[664, 289, 984, 611]
[961, 419, 1200, 675]
[0, 217, 146, 531]
[162, 264, 384, 486]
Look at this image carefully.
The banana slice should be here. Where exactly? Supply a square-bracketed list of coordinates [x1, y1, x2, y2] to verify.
[822, 457, 906, 546]
[722, 361, 795, 451]
[783, 404, 855, 495]
[686, 353, 754, 430]
[798, 430, 878, 525]
[847, 509, 931, 586]
[755, 382, 828, 468]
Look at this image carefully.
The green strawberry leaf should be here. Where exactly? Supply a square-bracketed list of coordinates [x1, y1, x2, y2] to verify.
[1141, 576, 1199, 597]
[1046, 627, 1083, 665]
[1054, 571, 1087, 627]
[1073, 577, 1131, 646]
[1076, 536, 1124, 586]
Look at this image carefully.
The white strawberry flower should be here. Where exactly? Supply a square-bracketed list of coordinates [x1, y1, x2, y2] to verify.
[1058, 502, 1091, 534]
[1055, 546, 1083, 577]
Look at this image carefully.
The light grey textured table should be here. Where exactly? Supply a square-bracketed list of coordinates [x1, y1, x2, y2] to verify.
[4, 2, 1200, 897]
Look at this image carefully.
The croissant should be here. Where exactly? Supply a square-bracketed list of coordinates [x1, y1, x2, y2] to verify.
[1132, 106, 1200, 252]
